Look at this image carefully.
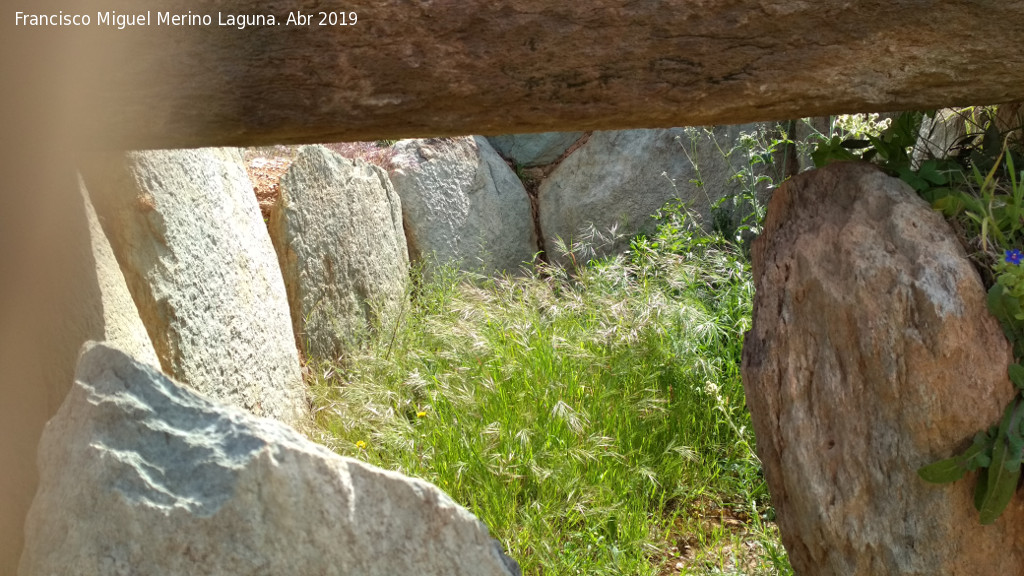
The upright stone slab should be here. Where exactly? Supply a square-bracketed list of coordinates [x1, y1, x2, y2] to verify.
[741, 162, 1024, 575]
[487, 132, 585, 167]
[82, 148, 305, 424]
[270, 145, 409, 359]
[389, 136, 537, 275]
[20, 342, 521, 576]
[0, 169, 161, 570]
[34, 175, 161, 407]
[537, 125, 772, 266]
[80, 178, 160, 368]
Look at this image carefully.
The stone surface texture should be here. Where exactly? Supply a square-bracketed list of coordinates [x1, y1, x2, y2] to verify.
[13, 2, 1023, 568]
[80, 178, 160, 368]
[389, 136, 537, 275]
[741, 162, 1024, 575]
[82, 148, 306, 424]
[538, 125, 771, 266]
[72, 2, 1024, 150]
[19, 342, 520, 576]
[487, 132, 585, 167]
[270, 145, 409, 359]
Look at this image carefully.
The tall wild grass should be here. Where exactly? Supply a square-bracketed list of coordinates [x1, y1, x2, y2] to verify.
[306, 200, 790, 575]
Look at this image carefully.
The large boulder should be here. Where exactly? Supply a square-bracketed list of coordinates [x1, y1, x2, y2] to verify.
[487, 132, 585, 167]
[389, 136, 538, 275]
[270, 145, 409, 359]
[537, 125, 772, 266]
[741, 162, 1024, 575]
[81, 148, 306, 424]
[19, 342, 520, 576]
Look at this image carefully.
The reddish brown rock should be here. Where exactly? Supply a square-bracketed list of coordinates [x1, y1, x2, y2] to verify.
[741, 162, 1024, 575]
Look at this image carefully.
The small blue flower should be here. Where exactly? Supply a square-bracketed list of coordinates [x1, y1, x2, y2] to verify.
[1006, 249, 1023, 266]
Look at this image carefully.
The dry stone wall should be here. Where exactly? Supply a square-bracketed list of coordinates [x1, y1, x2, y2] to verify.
[249, 124, 801, 274]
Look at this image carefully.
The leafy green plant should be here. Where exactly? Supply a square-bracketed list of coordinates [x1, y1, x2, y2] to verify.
[810, 111, 923, 172]
[798, 113, 891, 167]
[676, 125, 789, 252]
[709, 129, 786, 248]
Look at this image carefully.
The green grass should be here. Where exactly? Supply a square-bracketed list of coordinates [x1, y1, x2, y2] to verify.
[305, 204, 791, 576]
